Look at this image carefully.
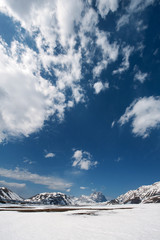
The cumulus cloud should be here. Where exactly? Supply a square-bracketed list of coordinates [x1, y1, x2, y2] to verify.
[0, 167, 72, 190]
[93, 81, 109, 94]
[119, 96, 160, 138]
[45, 152, 55, 158]
[56, 0, 83, 46]
[72, 150, 98, 170]
[134, 70, 148, 83]
[0, 180, 26, 189]
[0, 38, 68, 142]
[96, 0, 119, 19]
[0, 0, 121, 143]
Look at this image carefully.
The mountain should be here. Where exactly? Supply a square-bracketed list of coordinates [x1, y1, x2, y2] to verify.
[110, 181, 160, 204]
[26, 192, 73, 205]
[0, 187, 107, 205]
[2, 181, 160, 206]
[90, 191, 107, 202]
[0, 187, 23, 203]
[71, 192, 107, 205]
[26, 191, 107, 205]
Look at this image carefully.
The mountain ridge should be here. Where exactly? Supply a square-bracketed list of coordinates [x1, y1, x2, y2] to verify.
[1, 180, 160, 205]
[110, 181, 160, 204]
[25, 191, 107, 205]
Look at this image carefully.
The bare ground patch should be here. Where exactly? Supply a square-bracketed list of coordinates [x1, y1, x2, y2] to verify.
[0, 206, 133, 213]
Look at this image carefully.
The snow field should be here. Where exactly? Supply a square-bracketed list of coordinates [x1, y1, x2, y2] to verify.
[0, 204, 160, 240]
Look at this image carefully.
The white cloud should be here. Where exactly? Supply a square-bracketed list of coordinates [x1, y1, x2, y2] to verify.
[116, 14, 130, 31]
[45, 152, 55, 158]
[113, 46, 134, 75]
[111, 121, 115, 128]
[23, 158, 35, 165]
[56, 0, 83, 46]
[72, 150, 98, 170]
[80, 186, 87, 190]
[134, 70, 148, 83]
[116, 0, 155, 30]
[93, 81, 109, 94]
[119, 96, 160, 138]
[0, 180, 26, 188]
[136, 20, 148, 32]
[93, 30, 119, 77]
[0, 0, 121, 143]
[129, 0, 155, 13]
[0, 38, 67, 142]
[0, 167, 72, 190]
[93, 82, 103, 94]
[66, 188, 71, 193]
[96, 0, 119, 19]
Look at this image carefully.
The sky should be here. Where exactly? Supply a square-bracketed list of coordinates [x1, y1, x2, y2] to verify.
[0, 0, 160, 199]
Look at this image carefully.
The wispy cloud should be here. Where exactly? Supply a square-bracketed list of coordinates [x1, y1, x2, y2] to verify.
[72, 150, 98, 170]
[129, 0, 155, 13]
[0, 167, 72, 190]
[66, 189, 71, 193]
[93, 30, 119, 78]
[113, 46, 134, 75]
[115, 157, 121, 163]
[119, 96, 160, 138]
[116, 0, 155, 30]
[23, 158, 35, 165]
[80, 186, 87, 190]
[0, 180, 26, 189]
[111, 121, 116, 128]
[45, 152, 55, 158]
[117, 14, 130, 31]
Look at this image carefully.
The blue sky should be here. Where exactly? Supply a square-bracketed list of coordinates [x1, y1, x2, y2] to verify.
[0, 0, 160, 199]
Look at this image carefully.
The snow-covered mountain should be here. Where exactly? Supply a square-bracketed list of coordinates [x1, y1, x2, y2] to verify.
[26, 191, 107, 205]
[0, 187, 23, 203]
[2, 181, 160, 206]
[26, 192, 73, 205]
[0, 187, 107, 205]
[71, 192, 107, 205]
[90, 192, 107, 202]
[111, 181, 160, 204]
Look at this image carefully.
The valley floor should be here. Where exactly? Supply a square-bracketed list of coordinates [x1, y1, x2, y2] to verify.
[0, 203, 160, 240]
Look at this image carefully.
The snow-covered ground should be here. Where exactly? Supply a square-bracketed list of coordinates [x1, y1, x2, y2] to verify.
[0, 204, 160, 240]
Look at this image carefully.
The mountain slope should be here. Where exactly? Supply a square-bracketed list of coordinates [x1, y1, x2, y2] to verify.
[112, 181, 160, 204]
[0, 187, 23, 203]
